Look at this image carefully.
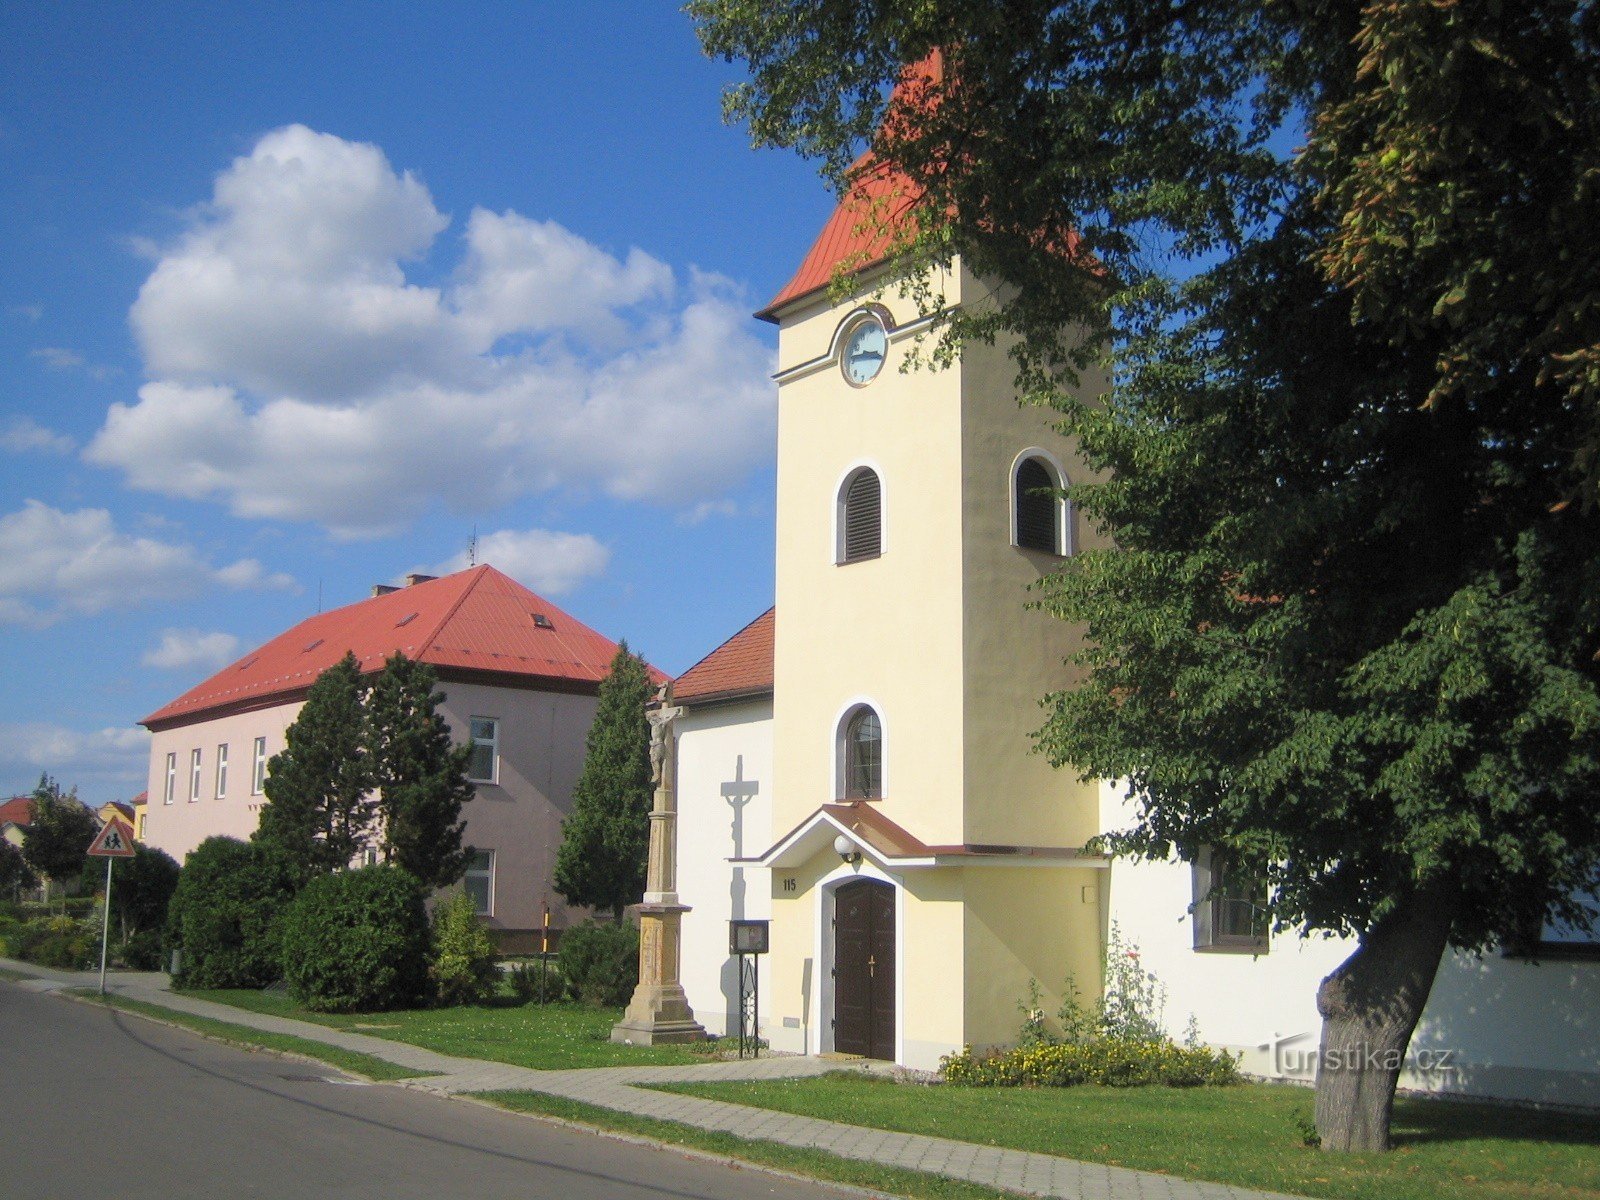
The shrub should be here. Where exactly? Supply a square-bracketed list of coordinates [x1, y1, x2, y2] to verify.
[118, 927, 165, 970]
[429, 891, 499, 1006]
[281, 865, 429, 1012]
[6, 915, 97, 968]
[556, 920, 638, 1006]
[167, 837, 297, 989]
[939, 1039, 1240, 1088]
[506, 958, 567, 1004]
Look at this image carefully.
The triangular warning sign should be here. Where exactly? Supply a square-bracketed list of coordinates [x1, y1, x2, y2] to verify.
[88, 816, 136, 858]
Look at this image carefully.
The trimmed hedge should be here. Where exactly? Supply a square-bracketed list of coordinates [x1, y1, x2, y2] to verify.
[167, 837, 297, 988]
[430, 891, 499, 1006]
[281, 865, 430, 1012]
[557, 919, 638, 1006]
[940, 1038, 1241, 1088]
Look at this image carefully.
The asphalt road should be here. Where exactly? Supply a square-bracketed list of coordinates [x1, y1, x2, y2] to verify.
[1, 981, 859, 1200]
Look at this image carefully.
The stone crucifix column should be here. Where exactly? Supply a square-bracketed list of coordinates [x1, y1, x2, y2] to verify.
[611, 681, 706, 1045]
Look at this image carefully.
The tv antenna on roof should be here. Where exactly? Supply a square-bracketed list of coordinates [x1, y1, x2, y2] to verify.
[468, 526, 478, 567]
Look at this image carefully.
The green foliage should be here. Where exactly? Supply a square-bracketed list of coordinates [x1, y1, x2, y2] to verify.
[0, 838, 37, 899]
[1099, 923, 1167, 1044]
[280, 865, 430, 1012]
[21, 776, 97, 892]
[429, 891, 499, 1006]
[117, 926, 165, 970]
[367, 652, 475, 888]
[254, 652, 375, 882]
[506, 959, 567, 1004]
[554, 643, 654, 918]
[556, 919, 639, 1006]
[4, 914, 97, 969]
[80, 843, 180, 941]
[167, 837, 297, 988]
[940, 1038, 1240, 1089]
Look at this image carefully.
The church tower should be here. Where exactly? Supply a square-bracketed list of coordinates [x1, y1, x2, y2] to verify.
[750, 78, 1110, 1067]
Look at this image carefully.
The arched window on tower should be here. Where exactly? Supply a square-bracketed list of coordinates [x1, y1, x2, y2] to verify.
[1013, 455, 1066, 555]
[838, 467, 882, 563]
[840, 706, 883, 800]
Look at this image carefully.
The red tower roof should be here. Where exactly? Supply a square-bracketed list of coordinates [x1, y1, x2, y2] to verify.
[142, 565, 661, 730]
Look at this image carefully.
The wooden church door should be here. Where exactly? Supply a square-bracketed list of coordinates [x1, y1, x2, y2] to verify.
[833, 879, 895, 1059]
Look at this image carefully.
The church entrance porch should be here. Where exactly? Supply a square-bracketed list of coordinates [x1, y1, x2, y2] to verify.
[833, 878, 896, 1059]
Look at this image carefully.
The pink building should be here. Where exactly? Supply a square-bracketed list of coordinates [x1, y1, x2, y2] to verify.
[141, 564, 652, 950]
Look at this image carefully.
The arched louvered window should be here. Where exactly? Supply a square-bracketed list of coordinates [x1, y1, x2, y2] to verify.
[1014, 456, 1062, 554]
[843, 707, 883, 800]
[840, 468, 882, 563]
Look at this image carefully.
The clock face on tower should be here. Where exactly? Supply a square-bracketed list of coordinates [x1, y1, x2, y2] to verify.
[841, 316, 888, 386]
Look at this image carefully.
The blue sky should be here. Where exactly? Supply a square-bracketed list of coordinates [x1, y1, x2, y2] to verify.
[0, 3, 833, 803]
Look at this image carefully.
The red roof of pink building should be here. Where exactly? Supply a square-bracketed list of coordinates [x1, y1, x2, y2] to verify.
[0, 796, 33, 827]
[674, 608, 774, 704]
[143, 565, 660, 730]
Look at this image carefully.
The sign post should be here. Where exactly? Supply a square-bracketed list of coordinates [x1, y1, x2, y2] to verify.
[87, 817, 136, 995]
[728, 919, 769, 1059]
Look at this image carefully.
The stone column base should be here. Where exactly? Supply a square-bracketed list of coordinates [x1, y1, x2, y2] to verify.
[610, 905, 706, 1045]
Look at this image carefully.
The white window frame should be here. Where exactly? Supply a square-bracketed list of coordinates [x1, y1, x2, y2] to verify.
[189, 748, 203, 803]
[468, 717, 499, 784]
[163, 752, 176, 805]
[252, 736, 267, 795]
[832, 697, 888, 802]
[1009, 447, 1072, 556]
[215, 743, 229, 799]
[463, 849, 495, 916]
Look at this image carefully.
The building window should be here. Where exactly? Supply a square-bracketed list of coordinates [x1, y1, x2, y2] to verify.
[840, 706, 883, 800]
[838, 468, 882, 563]
[215, 744, 229, 799]
[163, 753, 176, 805]
[1192, 847, 1269, 953]
[189, 749, 203, 802]
[1505, 882, 1600, 961]
[463, 849, 494, 916]
[1013, 454, 1067, 555]
[252, 737, 267, 795]
[468, 718, 499, 783]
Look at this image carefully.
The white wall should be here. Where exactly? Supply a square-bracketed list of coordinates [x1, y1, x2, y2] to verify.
[1100, 781, 1600, 1108]
[675, 697, 773, 1038]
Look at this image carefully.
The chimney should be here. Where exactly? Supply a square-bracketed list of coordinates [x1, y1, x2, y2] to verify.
[371, 584, 400, 598]
[405, 573, 437, 587]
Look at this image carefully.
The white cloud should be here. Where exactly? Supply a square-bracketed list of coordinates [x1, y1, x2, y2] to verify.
[31, 346, 118, 381]
[142, 628, 241, 671]
[0, 723, 150, 795]
[0, 416, 74, 455]
[428, 527, 610, 596]
[88, 125, 775, 539]
[0, 500, 297, 626]
[9, 304, 44, 322]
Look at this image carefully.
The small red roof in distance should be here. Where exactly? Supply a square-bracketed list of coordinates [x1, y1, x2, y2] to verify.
[105, 801, 136, 821]
[675, 608, 775, 705]
[0, 796, 33, 826]
[131, 792, 148, 806]
[757, 52, 943, 323]
[142, 565, 663, 729]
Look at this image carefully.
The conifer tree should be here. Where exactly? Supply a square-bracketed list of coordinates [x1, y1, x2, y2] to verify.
[254, 652, 374, 883]
[366, 652, 475, 888]
[554, 643, 653, 920]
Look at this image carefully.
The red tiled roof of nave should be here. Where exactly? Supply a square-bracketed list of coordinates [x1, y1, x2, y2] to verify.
[142, 565, 663, 730]
[0, 796, 33, 827]
[674, 608, 775, 704]
[756, 52, 944, 322]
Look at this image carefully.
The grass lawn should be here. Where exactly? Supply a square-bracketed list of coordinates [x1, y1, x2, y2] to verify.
[72, 991, 434, 1082]
[185, 987, 709, 1071]
[653, 1074, 1600, 1200]
[482, 1090, 1018, 1200]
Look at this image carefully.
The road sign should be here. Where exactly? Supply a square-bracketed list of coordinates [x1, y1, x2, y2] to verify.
[87, 817, 136, 858]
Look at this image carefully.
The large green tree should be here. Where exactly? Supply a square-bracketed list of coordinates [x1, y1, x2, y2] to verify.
[0, 838, 38, 901]
[691, 1, 1600, 1151]
[554, 643, 654, 920]
[21, 775, 97, 906]
[366, 652, 476, 888]
[254, 653, 375, 882]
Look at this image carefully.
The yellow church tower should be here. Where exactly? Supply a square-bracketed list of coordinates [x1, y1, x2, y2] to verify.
[748, 90, 1110, 1068]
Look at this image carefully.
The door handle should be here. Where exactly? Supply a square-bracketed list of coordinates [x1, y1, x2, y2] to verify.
[867, 954, 875, 978]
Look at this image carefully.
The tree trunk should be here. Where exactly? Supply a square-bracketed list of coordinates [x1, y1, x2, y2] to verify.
[1314, 884, 1454, 1152]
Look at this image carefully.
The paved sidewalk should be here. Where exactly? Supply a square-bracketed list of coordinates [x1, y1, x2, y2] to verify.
[5, 959, 1299, 1200]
